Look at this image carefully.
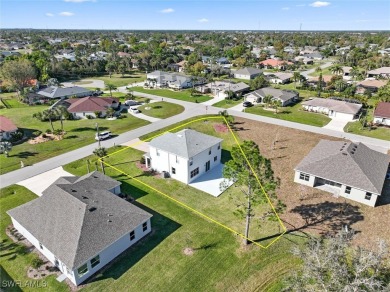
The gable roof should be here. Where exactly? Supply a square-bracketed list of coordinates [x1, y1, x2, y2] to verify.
[295, 140, 389, 195]
[247, 87, 298, 102]
[374, 102, 390, 118]
[65, 96, 118, 113]
[7, 171, 152, 270]
[356, 79, 387, 89]
[259, 59, 293, 67]
[234, 67, 262, 76]
[149, 129, 223, 159]
[0, 116, 18, 132]
[38, 86, 92, 99]
[367, 67, 390, 75]
[302, 98, 362, 115]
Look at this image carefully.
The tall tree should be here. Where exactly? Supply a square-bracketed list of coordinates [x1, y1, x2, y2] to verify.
[293, 71, 301, 89]
[93, 147, 108, 174]
[220, 140, 280, 245]
[330, 64, 344, 75]
[105, 83, 117, 97]
[0, 59, 37, 96]
[41, 108, 60, 132]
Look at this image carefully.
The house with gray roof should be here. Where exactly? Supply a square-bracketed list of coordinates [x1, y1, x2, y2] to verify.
[37, 86, 94, 100]
[145, 129, 223, 184]
[233, 67, 262, 80]
[146, 70, 203, 89]
[294, 140, 389, 207]
[7, 171, 152, 286]
[196, 81, 249, 98]
[244, 87, 299, 107]
[302, 98, 362, 121]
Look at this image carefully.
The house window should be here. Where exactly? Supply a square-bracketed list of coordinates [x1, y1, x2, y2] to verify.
[90, 255, 100, 268]
[39, 242, 43, 249]
[156, 149, 160, 156]
[176, 156, 179, 164]
[130, 231, 135, 241]
[77, 263, 88, 277]
[365, 192, 372, 200]
[190, 167, 199, 178]
[142, 222, 148, 232]
[345, 186, 351, 194]
[214, 156, 217, 162]
[209, 148, 211, 155]
[299, 172, 310, 181]
[83, 112, 85, 116]
[218, 144, 221, 150]
[189, 158, 193, 166]
[172, 167, 176, 174]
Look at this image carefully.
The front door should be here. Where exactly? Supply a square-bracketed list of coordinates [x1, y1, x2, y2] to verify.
[206, 161, 210, 172]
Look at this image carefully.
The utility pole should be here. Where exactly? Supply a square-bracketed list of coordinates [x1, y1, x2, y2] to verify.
[95, 123, 101, 148]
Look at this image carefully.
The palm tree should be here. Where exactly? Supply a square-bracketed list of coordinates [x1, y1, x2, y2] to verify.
[106, 107, 115, 118]
[315, 66, 322, 74]
[262, 94, 273, 108]
[293, 71, 301, 89]
[330, 64, 343, 75]
[271, 99, 282, 114]
[42, 108, 60, 132]
[335, 79, 346, 92]
[317, 73, 323, 97]
[56, 105, 68, 134]
[0, 141, 12, 157]
[350, 67, 359, 81]
[105, 83, 117, 97]
[93, 147, 108, 174]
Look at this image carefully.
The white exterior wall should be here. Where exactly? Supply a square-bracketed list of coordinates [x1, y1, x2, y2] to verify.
[234, 74, 251, 80]
[187, 144, 221, 183]
[294, 170, 379, 207]
[109, 185, 121, 195]
[331, 111, 355, 121]
[73, 111, 100, 119]
[302, 105, 355, 121]
[374, 117, 390, 126]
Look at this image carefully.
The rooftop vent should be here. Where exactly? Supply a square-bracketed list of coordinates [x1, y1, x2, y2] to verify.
[88, 207, 96, 212]
[107, 219, 112, 223]
[82, 196, 88, 200]
[107, 214, 113, 217]
[71, 189, 77, 192]
[342, 152, 348, 156]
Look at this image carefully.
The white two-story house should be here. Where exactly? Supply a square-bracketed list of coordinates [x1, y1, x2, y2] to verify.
[7, 171, 152, 286]
[294, 140, 389, 207]
[144, 129, 223, 184]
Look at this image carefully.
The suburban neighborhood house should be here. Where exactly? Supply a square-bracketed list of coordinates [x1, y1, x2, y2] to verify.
[373, 102, 390, 126]
[258, 59, 293, 70]
[367, 67, 390, 79]
[196, 81, 250, 98]
[301, 98, 362, 121]
[0, 115, 18, 140]
[233, 67, 262, 80]
[144, 129, 223, 185]
[7, 171, 152, 286]
[59, 96, 119, 119]
[146, 70, 203, 89]
[294, 140, 389, 207]
[356, 79, 387, 94]
[36, 86, 94, 100]
[264, 72, 293, 84]
[244, 87, 299, 106]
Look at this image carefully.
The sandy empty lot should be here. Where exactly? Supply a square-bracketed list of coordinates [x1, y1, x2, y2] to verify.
[233, 117, 390, 249]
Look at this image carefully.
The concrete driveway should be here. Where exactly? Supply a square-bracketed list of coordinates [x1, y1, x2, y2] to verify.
[323, 118, 349, 132]
[189, 164, 234, 197]
[229, 103, 245, 112]
[17, 167, 74, 197]
[62, 79, 105, 89]
[121, 138, 149, 151]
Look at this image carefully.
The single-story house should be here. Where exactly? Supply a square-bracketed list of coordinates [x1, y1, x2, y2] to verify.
[37, 86, 94, 100]
[302, 52, 324, 60]
[302, 98, 362, 120]
[233, 67, 262, 80]
[294, 140, 389, 207]
[264, 72, 293, 84]
[146, 70, 203, 89]
[258, 59, 293, 70]
[7, 171, 152, 286]
[294, 56, 314, 65]
[373, 102, 390, 126]
[61, 96, 119, 119]
[0, 116, 18, 140]
[244, 87, 299, 107]
[145, 129, 223, 185]
[196, 81, 250, 98]
[307, 75, 334, 87]
[356, 79, 387, 94]
[367, 67, 390, 79]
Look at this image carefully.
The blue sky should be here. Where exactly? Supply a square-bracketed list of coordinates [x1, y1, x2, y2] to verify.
[1, 0, 390, 30]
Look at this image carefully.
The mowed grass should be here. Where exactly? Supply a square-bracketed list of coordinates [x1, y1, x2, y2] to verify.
[138, 101, 184, 119]
[73, 72, 146, 87]
[0, 185, 68, 292]
[0, 105, 150, 174]
[345, 121, 390, 141]
[213, 99, 243, 108]
[131, 87, 213, 103]
[246, 102, 331, 127]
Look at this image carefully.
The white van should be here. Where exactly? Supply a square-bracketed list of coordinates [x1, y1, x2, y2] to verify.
[95, 131, 111, 141]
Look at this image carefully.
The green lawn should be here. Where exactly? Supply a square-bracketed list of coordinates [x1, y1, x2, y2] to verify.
[0, 185, 68, 292]
[271, 83, 316, 99]
[212, 99, 243, 108]
[72, 73, 146, 88]
[138, 101, 184, 119]
[308, 68, 333, 77]
[0, 106, 150, 174]
[131, 87, 213, 103]
[0, 93, 29, 109]
[246, 102, 331, 127]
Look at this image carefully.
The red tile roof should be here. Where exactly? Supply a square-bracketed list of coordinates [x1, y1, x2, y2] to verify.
[259, 59, 293, 67]
[66, 96, 118, 113]
[374, 102, 390, 118]
[0, 116, 18, 132]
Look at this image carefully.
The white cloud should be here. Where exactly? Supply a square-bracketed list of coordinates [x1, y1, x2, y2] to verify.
[46, 13, 54, 17]
[64, 0, 96, 2]
[282, 7, 290, 10]
[160, 8, 174, 13]
[309, 1, 331, 7]
[198, 18, 209, 23]
[59, 11, 75, 16]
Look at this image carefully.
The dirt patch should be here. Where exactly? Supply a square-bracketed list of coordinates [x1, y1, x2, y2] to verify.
[28, 133, 62, 144]
[183, 247, 194, 256]
[135, 162, 161, 178]
[233, 116, 390, 249]
[214, 123, 228, 133]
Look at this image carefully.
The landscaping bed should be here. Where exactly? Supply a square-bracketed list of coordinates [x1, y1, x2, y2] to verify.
[137, 101, 185, 119]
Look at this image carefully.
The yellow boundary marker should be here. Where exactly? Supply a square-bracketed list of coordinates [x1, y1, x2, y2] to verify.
[100, 116, 287, 248]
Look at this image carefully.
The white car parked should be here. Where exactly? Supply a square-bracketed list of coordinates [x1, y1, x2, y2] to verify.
[128, 107, 140, 114]
[95, 131, 111, 141]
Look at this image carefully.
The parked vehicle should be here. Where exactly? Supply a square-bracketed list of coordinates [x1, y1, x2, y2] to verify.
[124, 100, 140, 106]
[95, 131, 111, 141]
[128, 107, 140, 114]
[243, 101, 253, 107]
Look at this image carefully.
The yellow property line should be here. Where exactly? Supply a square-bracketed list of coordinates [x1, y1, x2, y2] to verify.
[100, 116, 287, 249]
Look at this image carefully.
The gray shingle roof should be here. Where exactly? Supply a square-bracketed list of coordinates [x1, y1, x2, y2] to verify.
[149, 129, 223, 159]
[234, 67, 262, 76]
[302, 98, 362, 115]
[37, 86, 92, 99]
[248, 87, 298, 102]
[295, 140, 389, 194]
[7, 171, 152, 269]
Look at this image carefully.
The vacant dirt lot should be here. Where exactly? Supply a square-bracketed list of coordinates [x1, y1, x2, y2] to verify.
[233, 117, 390, 249]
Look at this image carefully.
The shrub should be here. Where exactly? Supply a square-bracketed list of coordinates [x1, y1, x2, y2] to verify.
[53, 129, 62, 136]
[94, 111, 101, 118]
[86, 115, 94, 119]
[0, 105, 4, 109]
[140, 156, 146, 164]
[45, 129, 51, 134]
[31, 257, 44, 269]
[42, 134, 47, 138]
[10, 130, 23, 142]
[32, 131, 42, 137]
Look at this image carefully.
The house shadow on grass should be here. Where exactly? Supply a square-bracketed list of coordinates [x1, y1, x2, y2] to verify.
[377, 180, 390, 206]
[254, 201, 364, 244]
[11, 151, 39, 159]
[71, 126, 109, 133]
[0, 265, 23, 292]
[86, 203, 181, 284]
